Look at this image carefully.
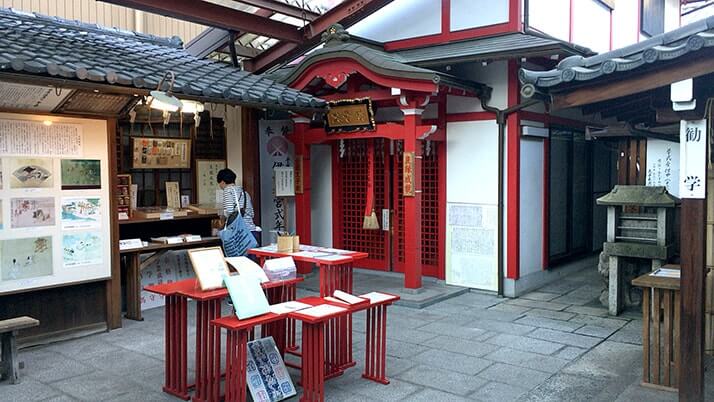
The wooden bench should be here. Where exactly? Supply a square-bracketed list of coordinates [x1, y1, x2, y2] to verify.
[0, 316, 39, 384]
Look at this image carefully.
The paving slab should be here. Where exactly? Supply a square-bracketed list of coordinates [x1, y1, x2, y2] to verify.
[562, 341, 641, 379]
[347, 377, 423, 401]
[468, 319, 536, 335]
[486, 333, 565, 355]
[528, 328, 603, 349]
[553, 346, 589, 360]
[515, 315, 585, 332]
[564, 305, 609, 317]
[486, 303, 533, 314]
[505, 298, 570, 311]
[469, 381, 530, 402]
[476, 363, 553, 390]
[397, 365, 488, 396]
[400, 387, 474, 402]
[427, 335, 500, 357]
[415, 321, 487, 340]
[519, 291, 561, 301]
[484, 348, 570, 373]
[525, 308, 577, 321]
[521, 373, 611, 402]
[52, 371, 141, 401]
[614, 383, 677, 402]
[575, 325, 620, 338]
[569, 314, 630, 329]
[0, 378, 62, 401]
[412, 348, 492, 375]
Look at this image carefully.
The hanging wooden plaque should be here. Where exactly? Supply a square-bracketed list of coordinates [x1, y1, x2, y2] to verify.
[403, 151, 415, 197]
[325, 98, 375, 133]
[294, 155, 304, 194]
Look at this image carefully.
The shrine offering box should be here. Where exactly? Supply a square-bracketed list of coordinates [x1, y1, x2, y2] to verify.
[263, 257, 297, 282]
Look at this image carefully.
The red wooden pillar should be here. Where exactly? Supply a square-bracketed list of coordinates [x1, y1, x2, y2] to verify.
[292, 116, 312, 245]
[400, 97, 424, 289]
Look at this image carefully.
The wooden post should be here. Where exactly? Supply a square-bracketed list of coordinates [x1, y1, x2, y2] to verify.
[400, 96, 424, 289]
[679, 198, 706, 401]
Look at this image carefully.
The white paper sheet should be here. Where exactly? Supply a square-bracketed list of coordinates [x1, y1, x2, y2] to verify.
[333, 290, 365, 304]
[314, 254, 351, 262]
[226, 256, 270, 283]
[268, 301, 312, 315]
[298, 304, 346, 318]
[360, 292, 394, 304]
[650, 268, 681, 279]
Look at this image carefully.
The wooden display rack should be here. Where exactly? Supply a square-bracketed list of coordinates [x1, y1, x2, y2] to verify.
[116, 174, 132, 218]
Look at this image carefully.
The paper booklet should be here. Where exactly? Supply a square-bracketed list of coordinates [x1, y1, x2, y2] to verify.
[225, 256, 270, 283]
[333, 290, 366, 305]
[298, 304, 347, 318]
[650, 268, 681, 279]
[360, 292, 394, 304]
[224, 274, 270, 320]
[268, 301, 312, 315]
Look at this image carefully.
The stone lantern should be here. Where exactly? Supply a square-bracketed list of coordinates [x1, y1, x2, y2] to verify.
[596, 185, 679, 315]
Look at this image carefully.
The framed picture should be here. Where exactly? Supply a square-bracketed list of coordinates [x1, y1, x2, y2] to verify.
[187, 246, 230, 290]
[10, 197, 55, 228]
[165, 181, 181, 209]
[1, 236, 53, 281]
[7, 157, 54, 189]
[131, 137, 192, 169]
[63, 232, 103, 267]
[61, 197, 101, 230]
[61, 159, 101, 190]
[196, 159, 226, 204]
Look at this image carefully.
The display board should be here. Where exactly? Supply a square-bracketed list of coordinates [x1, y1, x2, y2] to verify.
[131, 137, 191, 169]
[445, 202, 498, 291]
[196, 159, 226, 204]
[0, 114, 112, 295]
[259, 120, 295, 245]
[646, 139, 680, 197]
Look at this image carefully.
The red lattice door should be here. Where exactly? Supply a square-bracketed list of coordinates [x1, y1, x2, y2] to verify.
[335, 139, 390, 270]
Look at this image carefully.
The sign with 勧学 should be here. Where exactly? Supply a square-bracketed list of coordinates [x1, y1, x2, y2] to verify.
[679, 119, 707, 199]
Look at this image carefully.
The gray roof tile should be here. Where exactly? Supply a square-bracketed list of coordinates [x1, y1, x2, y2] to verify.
[520, 15, 714, 90]
[0, 7, 325, 110]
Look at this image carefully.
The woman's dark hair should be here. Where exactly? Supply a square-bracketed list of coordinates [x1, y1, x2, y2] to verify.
[216, 168, 237, 184]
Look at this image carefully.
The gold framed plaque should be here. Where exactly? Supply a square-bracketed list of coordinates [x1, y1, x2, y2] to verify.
[325, 98, 375, 133]
[403, 151, 415, 197]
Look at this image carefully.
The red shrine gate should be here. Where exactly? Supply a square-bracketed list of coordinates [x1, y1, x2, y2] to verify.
[279, 24, 485, 288]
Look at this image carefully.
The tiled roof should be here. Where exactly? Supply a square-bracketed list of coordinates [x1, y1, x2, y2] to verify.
[396, 32, 591, 66]
[519, 16, 714, 89]
[0, 7, 326, 110]
[271, 24, 489, 96]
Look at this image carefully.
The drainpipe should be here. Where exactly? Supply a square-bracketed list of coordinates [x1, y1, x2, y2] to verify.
[480, 96, 539, 296]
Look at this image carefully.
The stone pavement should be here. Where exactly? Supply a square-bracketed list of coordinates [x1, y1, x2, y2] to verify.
[2, 261, 712, 401]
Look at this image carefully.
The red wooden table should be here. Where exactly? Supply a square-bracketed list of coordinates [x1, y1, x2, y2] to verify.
[249, 245, 368, 371]
[288, 293, 400, 402]
[144, 277, 303, 401]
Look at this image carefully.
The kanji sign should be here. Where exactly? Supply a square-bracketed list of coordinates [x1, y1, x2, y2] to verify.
[679, 119, 707, 199]
[403, 151, 415, 197]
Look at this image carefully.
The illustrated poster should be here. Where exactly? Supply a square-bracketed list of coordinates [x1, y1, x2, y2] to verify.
[8, 157, 54, 189]
[63, 232, 102, 267]
[11, 197, 55, 228]
[61, 197, 101, 230]
[0, 237, 53, 281]
[61, 159, 101, 190]
[246, 336, 296, 402]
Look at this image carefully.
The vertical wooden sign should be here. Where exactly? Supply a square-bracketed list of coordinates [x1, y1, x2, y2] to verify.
[294, 155, 304, 194]
[403, 151, 415, 197]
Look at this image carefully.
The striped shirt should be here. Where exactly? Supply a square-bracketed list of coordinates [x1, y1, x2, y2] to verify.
[223, 184, 257, 231]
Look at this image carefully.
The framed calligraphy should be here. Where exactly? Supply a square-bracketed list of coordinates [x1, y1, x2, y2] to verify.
[325, 98, 375, 133]
[403, 151, 415, 197]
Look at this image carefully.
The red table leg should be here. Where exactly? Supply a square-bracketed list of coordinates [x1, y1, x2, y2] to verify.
[193, 299, 223, 402]
[286, 284, 298, 352]
[224, 329, 248, 402]
[301, 322, 325, 402]
[362, 304, 390, 384]
[163, 295, 190, 400]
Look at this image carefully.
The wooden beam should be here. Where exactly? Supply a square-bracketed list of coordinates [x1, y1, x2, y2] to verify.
[245, 0, 394, 72]
[679, 198, 706, 401]
[552, 54, 714, 110]
[233, 0, 320, 21]
[100, 0, 304, 43]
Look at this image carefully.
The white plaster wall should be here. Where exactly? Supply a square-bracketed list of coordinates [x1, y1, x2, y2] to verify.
[519, 137, 544, 277]
[447, 120, 499, 204]
[348, 0, 441, 42]
[450, 0, 508, 31]
[310, 144, 333, 247]
[571, 0, 611, 53]
[447, 60, 509, 113]
[528, 0, 570, 41]
[664, 0, 680, 31]
[612, 0, 639, 49]
[446, 120, 500, 291]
